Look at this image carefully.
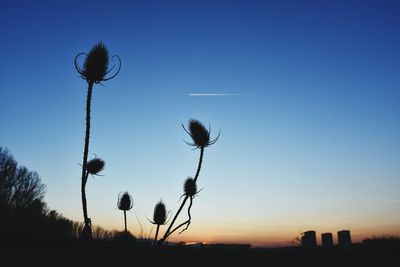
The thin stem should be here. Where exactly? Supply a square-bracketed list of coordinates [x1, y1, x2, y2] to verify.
[179, 197, 193, 234]
[168, 197, 193, 236]
[153, 224, 160, 246]
[134, 209, 144, 239]
[124, 210, 127, 234]
[80, 81, 93, 239]
[157, 196, 188, 246]
[157, 147, 205, 246]
[193, 147, 204, 182]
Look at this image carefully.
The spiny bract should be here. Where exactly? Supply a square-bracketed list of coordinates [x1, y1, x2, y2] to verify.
[86, 158, 105, 175]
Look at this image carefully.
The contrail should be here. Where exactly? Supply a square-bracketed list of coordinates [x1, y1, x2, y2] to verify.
[188, 93, 244, 96]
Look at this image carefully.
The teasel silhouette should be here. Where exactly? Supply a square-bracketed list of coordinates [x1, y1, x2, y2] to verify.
[80, 156, 105, 239]
[75, 43, 121, 239]
[149, 200, 168, 246]
[157, 119, 219, 246]
[117, 192, 133, 235]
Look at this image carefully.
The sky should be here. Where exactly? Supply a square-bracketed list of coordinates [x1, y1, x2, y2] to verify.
[0, 0, 399, 247]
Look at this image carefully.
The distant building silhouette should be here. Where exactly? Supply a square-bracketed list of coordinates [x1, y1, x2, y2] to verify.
[338, 230, 351, 248]
[321, 232, 334, 247]
[301, 230, 317, 248]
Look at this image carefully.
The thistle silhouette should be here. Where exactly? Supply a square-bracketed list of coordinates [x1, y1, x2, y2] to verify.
[149, 200, 168, 246]
[117, 192, 133, 235]
[157, 119, 219, 246]
[74, 43, 121, 239]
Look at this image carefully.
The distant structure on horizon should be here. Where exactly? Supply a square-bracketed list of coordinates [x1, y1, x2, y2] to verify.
[301, 230, 317, 248]
[338, 230, 352, 248]
[321, 232, 334, 247]
[300, 230, 352, 248]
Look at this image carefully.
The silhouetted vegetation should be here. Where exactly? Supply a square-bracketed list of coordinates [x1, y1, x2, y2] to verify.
[74, 43, 121, 239]
[5, 38, 396, 267]
[362, 235, 400, 248]
[3, 238, 400, 267]
[117, 191, 133, 235]
[0, 147, 72, 241]
[155, 119, 219, 246]
[0, 147, 123, 244]
[150, 200, 168, 246]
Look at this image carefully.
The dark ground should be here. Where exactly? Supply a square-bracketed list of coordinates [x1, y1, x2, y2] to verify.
[2, 239, 399, 267]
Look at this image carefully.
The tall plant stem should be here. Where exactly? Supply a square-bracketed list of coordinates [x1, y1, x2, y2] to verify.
[193, 147, 204, 183]
[124, 210, 127, 234]
[153, 225, 160, 246]
[81, 81, 93, 239]
[158, 147, 204, 246]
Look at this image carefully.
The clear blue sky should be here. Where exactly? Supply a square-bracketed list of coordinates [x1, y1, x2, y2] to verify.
[1, 0, 399, 246]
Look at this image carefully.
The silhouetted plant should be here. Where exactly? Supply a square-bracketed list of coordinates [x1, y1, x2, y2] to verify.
[157, 119, 219, 246]
[74, 43, 121, 239]
[81, 157, 106, 239]
[150, 200, 168, 246]
[117, 191, 133, 234]
[86, 158, 105, 175]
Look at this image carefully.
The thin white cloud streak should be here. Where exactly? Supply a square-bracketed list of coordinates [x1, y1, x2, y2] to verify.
[188, 93, 245, 96]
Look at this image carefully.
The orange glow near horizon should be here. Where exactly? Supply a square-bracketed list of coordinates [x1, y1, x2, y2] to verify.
[94, 215, 400, 247]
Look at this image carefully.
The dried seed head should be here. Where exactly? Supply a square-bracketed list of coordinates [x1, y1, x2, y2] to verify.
[188, 119, 209, 147]
[184, 177, 197, 197]
[153, 201, 167, 225]
[86, 158, 105, 175]
[118, 191, 133, 211]
[75, 42, 121, 83]
[183, 119, 219, 149]
[83, 43, 109, 83]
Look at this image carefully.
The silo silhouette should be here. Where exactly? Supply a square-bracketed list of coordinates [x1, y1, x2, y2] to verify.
[301, 230, 317, 248]
[321, 232, 334, 247]
[337, 230, 351, 248]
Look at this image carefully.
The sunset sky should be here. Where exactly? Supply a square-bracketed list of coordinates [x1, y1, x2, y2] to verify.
[1, 0, 399, 247]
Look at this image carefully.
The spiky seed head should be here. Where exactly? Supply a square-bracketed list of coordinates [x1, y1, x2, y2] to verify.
[184, 177, 197, 197]
[188, 119, 209, 148]
[153, 201, 167, 225]
[183, 119, 219, 149]
[118, 191, 133, 211]
[83, 43, 109, 83]
[86, 158, 105, 175]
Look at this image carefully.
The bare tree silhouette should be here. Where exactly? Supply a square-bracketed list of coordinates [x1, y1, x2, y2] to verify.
[74, 43, 121, 239]
[0, 147, 45, 209]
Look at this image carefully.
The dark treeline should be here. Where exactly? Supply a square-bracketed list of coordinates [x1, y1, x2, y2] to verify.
[0, 147, 119, 242]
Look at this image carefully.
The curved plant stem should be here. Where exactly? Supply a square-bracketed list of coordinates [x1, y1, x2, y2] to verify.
[167, 196, 193, 236]
[178, 196, 193, 234]
[81, 81, 93, 239]
[193, 147, 204, 183]
[157, 147, 204, 246]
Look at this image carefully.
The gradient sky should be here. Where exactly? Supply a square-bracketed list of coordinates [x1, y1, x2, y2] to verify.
[1, 0, 399, 247]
